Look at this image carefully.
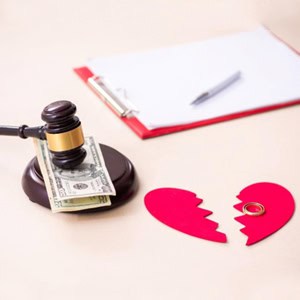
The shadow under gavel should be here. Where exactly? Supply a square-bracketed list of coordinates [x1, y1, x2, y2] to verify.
[0, 100, 137, 212]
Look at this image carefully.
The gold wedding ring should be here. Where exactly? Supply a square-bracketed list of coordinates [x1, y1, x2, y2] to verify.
[45, 125, 84, 152]
[242, 202, 265, 217]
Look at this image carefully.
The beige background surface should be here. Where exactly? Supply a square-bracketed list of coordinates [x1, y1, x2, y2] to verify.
[0, 1, 300, 299]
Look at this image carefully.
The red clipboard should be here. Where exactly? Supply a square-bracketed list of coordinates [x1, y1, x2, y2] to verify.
[74, 66, 300, 139]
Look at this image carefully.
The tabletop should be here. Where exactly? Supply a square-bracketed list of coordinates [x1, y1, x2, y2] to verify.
[0, 1, 300, 299]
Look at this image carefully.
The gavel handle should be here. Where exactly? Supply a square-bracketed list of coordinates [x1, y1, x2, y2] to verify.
[0, 125, 46, 140]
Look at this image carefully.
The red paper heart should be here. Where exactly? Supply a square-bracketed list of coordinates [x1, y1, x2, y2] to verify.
[234, 182, 295, 246]
[145, 188, 227, 243]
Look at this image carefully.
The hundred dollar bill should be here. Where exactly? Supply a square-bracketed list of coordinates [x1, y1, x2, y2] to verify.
[34, 136, 115, 212]
[52, 195, 111, 213]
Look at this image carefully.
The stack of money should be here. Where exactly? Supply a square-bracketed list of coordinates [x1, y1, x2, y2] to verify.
[34, 136, 116, 212]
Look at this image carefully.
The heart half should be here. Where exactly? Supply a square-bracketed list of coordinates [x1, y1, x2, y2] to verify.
[234, 182, 295, 246]
[145, 188, 227, 243]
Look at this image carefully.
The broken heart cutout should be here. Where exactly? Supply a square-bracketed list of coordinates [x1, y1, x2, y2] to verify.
[234, 182, 295, 245]
[144, 183, 295, 245]
[144, 188, 227, 243]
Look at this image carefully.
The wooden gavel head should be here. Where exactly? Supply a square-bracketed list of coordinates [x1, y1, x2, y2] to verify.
[41, 100, 87, 169]
[0, 100, 87, 169]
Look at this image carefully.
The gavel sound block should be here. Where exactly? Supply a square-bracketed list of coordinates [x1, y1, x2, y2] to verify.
[0, 101, 137, 212]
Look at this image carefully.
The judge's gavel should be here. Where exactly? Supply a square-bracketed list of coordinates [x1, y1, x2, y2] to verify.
[0, 100, 87, 169]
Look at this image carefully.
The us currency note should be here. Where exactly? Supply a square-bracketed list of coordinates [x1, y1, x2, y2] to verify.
[34, 136, 115, 212]
[52, 195, 111, 213]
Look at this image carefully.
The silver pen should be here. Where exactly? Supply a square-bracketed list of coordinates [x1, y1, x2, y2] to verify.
[190, 71, 241, 106]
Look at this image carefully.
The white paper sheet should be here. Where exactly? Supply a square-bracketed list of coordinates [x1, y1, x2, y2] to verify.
[87, 27, 300, 129]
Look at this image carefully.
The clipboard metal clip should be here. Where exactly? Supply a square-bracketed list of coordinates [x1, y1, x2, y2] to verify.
[87, 75, 132, 117]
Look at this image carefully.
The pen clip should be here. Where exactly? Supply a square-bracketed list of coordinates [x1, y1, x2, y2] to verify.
[87, 75, 132, 117]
